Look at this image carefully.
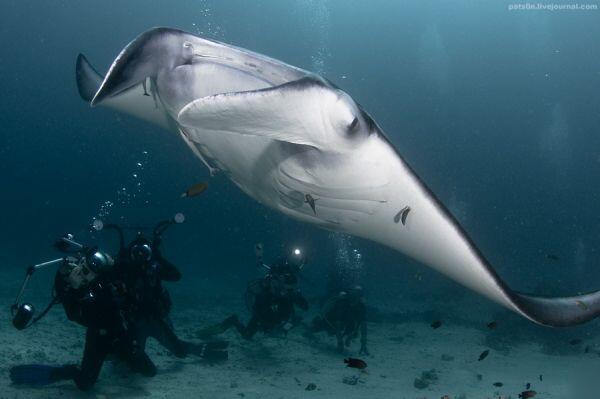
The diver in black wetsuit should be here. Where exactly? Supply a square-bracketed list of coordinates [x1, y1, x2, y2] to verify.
[309, 285, 368, 355]
[113, 219, 227, 374]
[199, 249, 309, 339]
[10, 217, 226, 390]
[39, 250, 154, 390]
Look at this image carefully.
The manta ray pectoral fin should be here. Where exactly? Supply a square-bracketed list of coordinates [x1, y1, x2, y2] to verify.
[510, 290, 600, 327]
[75, 53, 171, 129]
[177, 77, 356, 149]
[76, 54, 103, 102]
[375, 138, 600, 327]
[90, 27, 192, 106]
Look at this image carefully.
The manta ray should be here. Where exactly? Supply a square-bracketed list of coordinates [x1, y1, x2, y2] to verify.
[76, 27, 600, 327]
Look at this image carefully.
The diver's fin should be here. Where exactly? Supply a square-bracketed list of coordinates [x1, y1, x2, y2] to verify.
[177, 77, 357, 149]
[9, 365, 64, 386]
[75, 53, 171, 129]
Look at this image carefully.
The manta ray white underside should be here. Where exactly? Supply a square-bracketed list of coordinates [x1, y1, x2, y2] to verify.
[75, 27, 600, 327]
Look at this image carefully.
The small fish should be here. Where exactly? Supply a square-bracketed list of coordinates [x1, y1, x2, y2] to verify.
[575, 300, 588, 310]
[487, 321, 497, 329]
[493, 382, 503, 387]
[478, 349, 490, 361]
[539, 374, 543, 381]
[344, 358, 367, 370]
[546, 254, 559, 261]
[181, 182, 208, 198]
[526, 383, 531, 389]
[569, 338, 582, 346]
[518, 390, 537, 398]
[585, 345, 591, 353]
[430, 320, 442, 329]
[394, 206, 411, 225]
[304, 194, 318, 215]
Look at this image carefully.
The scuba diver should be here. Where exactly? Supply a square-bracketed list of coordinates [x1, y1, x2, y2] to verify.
[9, 215, 227, 390]
[109, 215, 228, 373]
[199, 247, 309, 339]
[9, 236, 153, 390]
[308, 285, 368, 355]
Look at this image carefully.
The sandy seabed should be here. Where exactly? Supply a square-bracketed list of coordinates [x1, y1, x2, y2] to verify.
[1, 293, 599, 399]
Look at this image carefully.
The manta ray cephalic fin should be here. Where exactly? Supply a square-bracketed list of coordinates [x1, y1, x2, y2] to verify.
[177, 77, 357, 149]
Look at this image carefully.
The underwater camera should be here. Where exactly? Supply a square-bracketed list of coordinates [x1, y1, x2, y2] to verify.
[11, 303, 35, 330]
[11, 257, 66, 330]
[10, 233, 90, 330]
[11, 214, 185, 330]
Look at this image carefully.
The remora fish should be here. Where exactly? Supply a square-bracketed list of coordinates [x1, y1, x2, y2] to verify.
[76, 27, 600, 327]
[304, 194, 317, 215]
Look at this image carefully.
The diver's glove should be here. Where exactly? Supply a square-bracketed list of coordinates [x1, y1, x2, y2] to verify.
[359, 343, 369, 356]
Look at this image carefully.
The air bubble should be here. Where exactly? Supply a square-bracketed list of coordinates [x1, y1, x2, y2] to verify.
[92, 219, 104, 231]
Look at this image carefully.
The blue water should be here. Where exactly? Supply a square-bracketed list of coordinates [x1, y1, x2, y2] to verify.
[1, 1, 600, 396]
